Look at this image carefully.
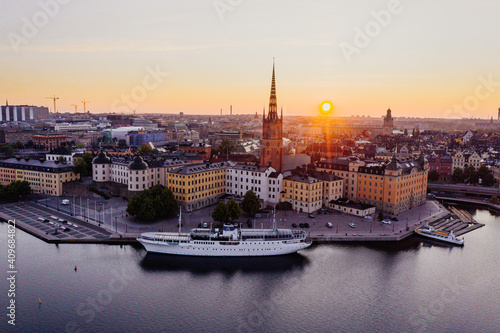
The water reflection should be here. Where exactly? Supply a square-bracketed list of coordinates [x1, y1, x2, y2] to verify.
[139, 252, 309, 274]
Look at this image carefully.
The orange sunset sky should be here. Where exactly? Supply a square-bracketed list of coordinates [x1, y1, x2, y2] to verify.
[1, 0, 500, 118]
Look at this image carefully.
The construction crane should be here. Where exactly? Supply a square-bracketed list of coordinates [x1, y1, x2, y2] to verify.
[45, 95, 59, 117]
[81, 99, 90, 113]
[71, 104, 79, 114]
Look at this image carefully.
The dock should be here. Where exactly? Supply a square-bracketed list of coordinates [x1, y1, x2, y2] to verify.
[427, 206, 484, 237]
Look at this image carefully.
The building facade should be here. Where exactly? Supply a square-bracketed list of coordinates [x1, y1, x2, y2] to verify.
[167, 162, 229, 211]
[452, 151, 481, 171]
[0, 103, 49, 122]
[33, 133, 67, 150]
[260, 61, 284, 173]
[226, 163, 282, 206]
[281, 175, 323, 213]
[0, 157, 79, 196]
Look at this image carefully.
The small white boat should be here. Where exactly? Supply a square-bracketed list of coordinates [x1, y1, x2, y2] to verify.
[414, 225, 464, 246]
[349, 223, 356, 228]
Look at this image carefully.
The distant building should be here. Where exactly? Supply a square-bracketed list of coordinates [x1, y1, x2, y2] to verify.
[260, 61, 284, 173]
[383, 108, 394, 135]
[281, 175, 323, 213]
[0, 102, 49, 122]
[33, 133, 67, 150]
[427, 154, 453, 181]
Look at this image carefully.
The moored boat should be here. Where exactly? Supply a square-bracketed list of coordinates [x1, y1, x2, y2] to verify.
[414, 225, 464, 246]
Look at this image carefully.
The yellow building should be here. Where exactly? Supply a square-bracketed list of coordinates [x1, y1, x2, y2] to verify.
[0, 157, 80, 196]
[281, 175, 323, 213]
[167, 162, 229, 211]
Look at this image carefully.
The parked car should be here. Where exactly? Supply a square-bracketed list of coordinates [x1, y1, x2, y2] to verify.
[292, 223, 297, 228]
[308, 213, 315, 218]
[203, 222, 208, 228]
[390, 217, 398, 221]
[304, 223, 310, 228]
[326, 222, 333, 228]
[61, 199, 70, 205]
[299, 223, 305, 228]
[382, 219, 392, 225]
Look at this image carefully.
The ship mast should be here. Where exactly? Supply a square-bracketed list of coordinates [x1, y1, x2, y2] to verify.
[178, 207, 182, 234]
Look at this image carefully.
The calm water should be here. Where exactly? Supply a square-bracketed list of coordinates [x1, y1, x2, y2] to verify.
[1, 208, 499, 333]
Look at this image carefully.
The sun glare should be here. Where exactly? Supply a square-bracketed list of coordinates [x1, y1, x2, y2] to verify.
[319, 101, 333, 115]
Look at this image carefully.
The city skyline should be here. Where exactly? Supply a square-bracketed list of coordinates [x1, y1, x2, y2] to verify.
[2, 1, 500, 118]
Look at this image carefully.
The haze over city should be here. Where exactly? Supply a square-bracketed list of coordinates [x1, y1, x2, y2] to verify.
[2, 0, 500, 117]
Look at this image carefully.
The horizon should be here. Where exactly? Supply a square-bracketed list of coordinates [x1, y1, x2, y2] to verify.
[2, 1, 500, 118]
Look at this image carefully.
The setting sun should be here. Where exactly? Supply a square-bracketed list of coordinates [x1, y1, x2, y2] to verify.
[320, 101, 333, 115]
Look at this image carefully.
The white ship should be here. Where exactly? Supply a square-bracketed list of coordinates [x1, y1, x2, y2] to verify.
[414, 225, 464, 246]
[137, 210, 311, 257]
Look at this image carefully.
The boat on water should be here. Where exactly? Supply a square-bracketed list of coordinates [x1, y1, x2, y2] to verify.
[137, 209, 312, 257]
[414, 225, 464, 246]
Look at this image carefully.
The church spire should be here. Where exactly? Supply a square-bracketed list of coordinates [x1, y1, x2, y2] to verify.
[268, 58, 278, 120]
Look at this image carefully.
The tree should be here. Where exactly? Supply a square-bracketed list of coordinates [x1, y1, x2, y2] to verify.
[82, 153, 94, 175]
[57, 156, 66, 163]
[452, 168, 464, 183]
[26, 140, 34, 148]
[377, 211, 384, 221]
[73, 158, 87, 175]
[403, 128, 408, 136]
[0, 181, 31, 201]
[212, 201, 230, 223]
[464, 165, 478, 184]
[428, 170, 440, 182]
[490, 196, 498, 204]
[138, 143, 153, 156]
[227, 199, 242, 221]
[125, 185, 178, 222]
[14, 141, 24, 149]
[0, 144, 14, 156]
[241, 190, 260, 217]
[118, 139, 127, 148]
[482, 173, 495, 186]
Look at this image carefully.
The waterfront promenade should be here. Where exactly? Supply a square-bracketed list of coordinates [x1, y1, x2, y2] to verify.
[0, 198, 454, 244]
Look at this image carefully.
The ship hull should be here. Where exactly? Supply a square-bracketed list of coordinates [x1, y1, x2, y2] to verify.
[138, 239, 312, 257]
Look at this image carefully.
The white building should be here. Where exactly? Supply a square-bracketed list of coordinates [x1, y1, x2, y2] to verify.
[226, 163, 282, 205]
[53, 122, 93, 132]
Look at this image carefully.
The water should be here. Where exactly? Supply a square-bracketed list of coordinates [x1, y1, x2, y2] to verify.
[1, 208, 499, 333]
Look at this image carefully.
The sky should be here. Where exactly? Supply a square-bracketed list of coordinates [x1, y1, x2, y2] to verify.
[1, 0, 500, 119]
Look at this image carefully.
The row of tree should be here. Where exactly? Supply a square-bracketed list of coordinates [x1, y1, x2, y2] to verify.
[451, 165, 495, 186]
[0, 181, 32, 201]
[126, 185, 178, 221]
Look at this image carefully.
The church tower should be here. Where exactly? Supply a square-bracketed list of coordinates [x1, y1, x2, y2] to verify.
[260, 60, 284, 173]
[383, 108, 394, 135]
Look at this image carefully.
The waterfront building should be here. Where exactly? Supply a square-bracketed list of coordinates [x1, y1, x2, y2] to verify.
[260, 61, 284, 173]
[281, 175, 323, 213]
[317, 154, 429, 214]
[311, 170, 344, 206]
[328, 199, 376, 217]
[0, 157, 79, 196]
[226, 163, 282, 206]
[167, 162, 229, 211]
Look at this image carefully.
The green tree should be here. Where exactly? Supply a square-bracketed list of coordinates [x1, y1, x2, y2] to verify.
[82, 153, 94, 175]
[377, 211, 384, 221]
[241, 190, 260, 217]
[452, 168, 464, 183]
[73, 158, 87, 175]
[138, 143, 152, 156]
[14, 141, 24, 149]
[482, 173, 495, 186]
[0, 144, 14, 156]
[428, 170, 440, 182]
[125, 185, 178, 222]
[118, 139, 127, 148]
[215, 139, 234, 156]
[212, 201, 230, 223]
[463, 165, 478, 184]
[26, 140, 34, 148]
[490, 195, 498, 204]
[0, 181, 31, 201]
[227, 199, 242, 221]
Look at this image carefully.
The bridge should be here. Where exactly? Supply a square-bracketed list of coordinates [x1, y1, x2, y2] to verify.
[428, 183, 500, 197]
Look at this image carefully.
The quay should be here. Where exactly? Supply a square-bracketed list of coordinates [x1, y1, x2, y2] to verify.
[0, 198, 485, 245]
